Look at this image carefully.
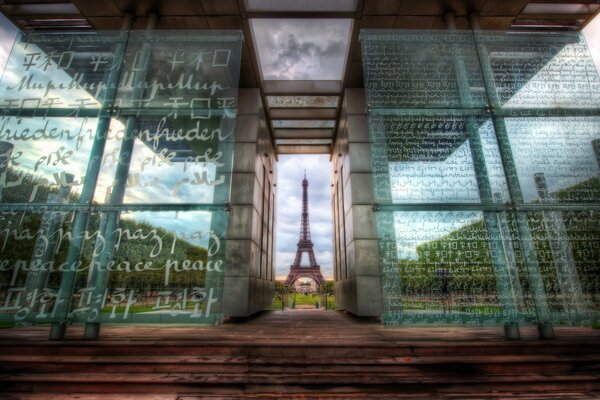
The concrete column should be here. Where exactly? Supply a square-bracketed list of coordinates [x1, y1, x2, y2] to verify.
[222, 88, 276, 317]
[332, 88, 382, 316]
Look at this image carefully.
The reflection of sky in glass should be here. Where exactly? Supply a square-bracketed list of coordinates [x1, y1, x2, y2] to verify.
[94, 128, 218, 204]
[389, 121, 509, 204]
[0, 38, 101, 107]
[0, 116, 100, 201]
[390, 141, 479, 203]
[506, 118, 600, 202]
[122, 211, 214, 248]
[0, 31, 225, 245]
[0, 13, 17, 73]
[503, 40, 600, 109]
[0, 32, 110, 200]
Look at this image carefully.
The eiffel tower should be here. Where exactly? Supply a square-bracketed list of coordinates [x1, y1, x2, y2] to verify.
[284, 172, 326, 287]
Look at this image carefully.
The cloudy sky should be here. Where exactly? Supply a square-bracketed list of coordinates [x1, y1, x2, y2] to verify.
[251, 19, 352, 80]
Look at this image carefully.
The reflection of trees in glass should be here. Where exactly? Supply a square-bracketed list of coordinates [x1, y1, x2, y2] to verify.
[539, 177, 600, 311]
[397, 177, 600, 315]
[1, 168, 73, 288]
[0, 168, 207, 290]
[399, 220, 496, 294]
[109, 218, 207, 289]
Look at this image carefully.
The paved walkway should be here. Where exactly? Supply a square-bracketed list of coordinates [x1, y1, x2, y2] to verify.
[1, 309, 598, 344]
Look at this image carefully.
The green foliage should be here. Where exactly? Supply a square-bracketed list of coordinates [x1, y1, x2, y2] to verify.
[555, 176, 600, 203]
[396, 176, 600, 317]
[399, 220, 496, 292]
[1, 167, 208, 290]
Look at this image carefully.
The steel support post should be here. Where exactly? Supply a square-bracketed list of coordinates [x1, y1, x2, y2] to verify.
[445, 11, 521, 339]
[469, 12, 554, 339]
[49, 14, 134, 340]
[84, 13, 157, 339]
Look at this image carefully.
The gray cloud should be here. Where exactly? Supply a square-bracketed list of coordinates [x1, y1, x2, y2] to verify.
[268, 34, 347, 80]
[251, 19, 352, 80]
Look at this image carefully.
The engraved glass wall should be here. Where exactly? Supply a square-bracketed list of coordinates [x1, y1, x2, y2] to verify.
[0, 30, 242, 329]
[362, 30, 600, 327]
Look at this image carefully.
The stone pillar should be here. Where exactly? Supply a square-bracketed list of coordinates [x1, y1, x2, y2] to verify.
[331, 88, 382, 316]
[222, 88, 276, 317]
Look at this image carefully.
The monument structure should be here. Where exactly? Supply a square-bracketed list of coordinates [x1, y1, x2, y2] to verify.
[0, 0, 598, 338]
[284, 174, 326, 287]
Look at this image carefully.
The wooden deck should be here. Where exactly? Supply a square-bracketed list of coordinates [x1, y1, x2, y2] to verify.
[1, 309, 599, 399]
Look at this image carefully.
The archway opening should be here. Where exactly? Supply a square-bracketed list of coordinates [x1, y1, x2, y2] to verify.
[271, 154, 335, 310]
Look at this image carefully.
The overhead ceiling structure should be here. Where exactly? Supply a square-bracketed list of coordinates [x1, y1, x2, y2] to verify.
[2, 0, 599, 156]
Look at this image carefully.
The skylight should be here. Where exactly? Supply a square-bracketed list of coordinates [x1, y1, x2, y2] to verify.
[268, 96, 339, 108]
[272, 120, 336, 128]
[250, 19, 353, 80]
[246, 0, 357, 12]
[522, 3, 600, 15]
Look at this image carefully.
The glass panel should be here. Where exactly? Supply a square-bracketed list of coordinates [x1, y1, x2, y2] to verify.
[503, 117, 600, 203]
[0, 30, 243, 329]
[251, 19, 352, 80]
[0, 207, 76, 324]
[369, 110, 509, 204]
[272, 120, 335, 129]
[379, 211, 533, 325]
[113, 31, 241, 109]
[267, 96, 339, 108]
[0, 116, 100, 204]
[0, 31, 123, 108]
[525, 210, 599, 324]
[275, 139, 332, 145]
[361, 30, 488, 109]
[363, 30, 600, 328]
[93, 116, 233, 205]
[475, 32, 600, 109]
[0, 208, 227, 324]
[70, 210, 226, 324]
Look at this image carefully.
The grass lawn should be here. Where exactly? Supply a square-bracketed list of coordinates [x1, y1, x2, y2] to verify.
[402, 300, 502, 314]
[101, 305, 194, 314]
[271, 293, 336, 310]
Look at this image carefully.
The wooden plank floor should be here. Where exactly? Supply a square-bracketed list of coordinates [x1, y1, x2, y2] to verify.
[0, 310, 599, 399]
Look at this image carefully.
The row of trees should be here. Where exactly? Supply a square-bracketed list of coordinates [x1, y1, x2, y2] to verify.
[397, 177, 600, 312]
[1, 168, 209, 290]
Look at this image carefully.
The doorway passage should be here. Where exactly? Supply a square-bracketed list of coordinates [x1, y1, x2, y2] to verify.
[272, 154, 334, 310]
